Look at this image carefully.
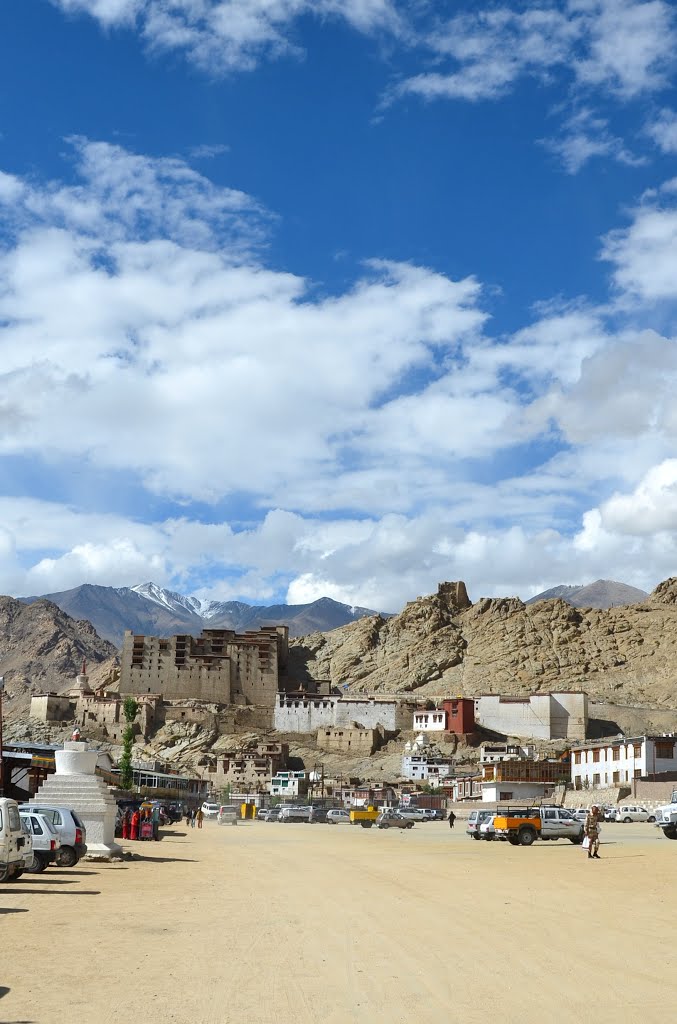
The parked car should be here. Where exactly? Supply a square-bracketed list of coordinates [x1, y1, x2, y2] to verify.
[256, 808, 271, 821]
[478, 815, 497, 840]
[279, 805, 312, 823]
[603, 806, 618, 822]
[430, 809, 448, 821]
[19, 821, 34, 875]
[467, 809, 494, 839]
[266, 807, 282, 822]
[201, 802, 220, 819]
[1, 798, 28, 882]
[326, 809, 351, 825]
[377, 811, 415, 830]
[217, 805, 239, 826]
[19, 810, 61, 873]
[310, 807, 329, 824]
[20, 804, 87, 867]
[571, 808, 589, 822]
[397, 807, 427, 822]
[615, 805, 656, 823]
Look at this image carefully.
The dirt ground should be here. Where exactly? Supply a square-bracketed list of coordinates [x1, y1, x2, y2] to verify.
[2, 819, 677, 1024]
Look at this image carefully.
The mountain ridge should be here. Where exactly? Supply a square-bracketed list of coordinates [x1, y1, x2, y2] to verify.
[526, 579, 648, 609]
[20, 582, 385, 646]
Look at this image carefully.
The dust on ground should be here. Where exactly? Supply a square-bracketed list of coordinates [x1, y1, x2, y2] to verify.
[2, 819, 676, 1024]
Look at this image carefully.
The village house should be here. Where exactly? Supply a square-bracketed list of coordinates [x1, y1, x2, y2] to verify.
[412, 698, 475, 735]
[205, 740, 289, 791]
[480, 758, 569, 803]
[570, 735, 677, 790]
[447, 773, 483, 801]
[270, 770, 309, 799]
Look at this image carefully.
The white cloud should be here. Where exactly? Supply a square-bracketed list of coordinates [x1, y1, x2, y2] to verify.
[645, 107, 677, 153]
[399, 1, 676, 104]
[598, 459, 677, 534]
[50, 0, 404, 73]
[543, 107, 646, 173]
[601, 179, 677, 301]
[3, 141, 677, 607]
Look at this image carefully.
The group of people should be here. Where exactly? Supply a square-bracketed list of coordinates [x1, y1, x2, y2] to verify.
[120, 804, 161, 841]
[185, 807, 204, 829]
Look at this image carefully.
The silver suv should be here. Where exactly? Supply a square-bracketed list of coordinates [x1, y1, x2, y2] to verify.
[21, 805, 87, 867]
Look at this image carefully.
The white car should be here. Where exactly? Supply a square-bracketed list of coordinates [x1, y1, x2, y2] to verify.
[478, 816, 496, 840]
[326, 809, 351, 824]
[201, 802, 220, 819]
[615, 805, 656, 823]
[217, 805, 239, 826]
[19, 810, 61, 873]
[571, 808, 589, 822]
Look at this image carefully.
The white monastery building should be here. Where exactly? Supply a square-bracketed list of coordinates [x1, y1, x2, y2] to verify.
[474, 692, 588, 741]
[570, 735, 677, 790]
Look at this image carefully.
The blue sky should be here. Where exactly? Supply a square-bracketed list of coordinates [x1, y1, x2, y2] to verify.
[1, 0, 677, 610]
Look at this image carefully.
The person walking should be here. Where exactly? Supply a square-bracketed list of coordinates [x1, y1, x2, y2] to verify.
[448, 810, 456, 829]
[190, 808, 196, 829]
[196, 807, 204, 830]
[585, 805, 602, 859]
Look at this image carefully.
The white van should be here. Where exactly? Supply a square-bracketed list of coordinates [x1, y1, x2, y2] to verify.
[279, 806, 312, 822]
[201, 802, 220, 819]
[19, 810, 61, 873]
[0, 798, 29, 882]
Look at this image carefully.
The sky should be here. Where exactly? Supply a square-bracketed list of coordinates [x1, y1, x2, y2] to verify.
[0, 0, 677, 612]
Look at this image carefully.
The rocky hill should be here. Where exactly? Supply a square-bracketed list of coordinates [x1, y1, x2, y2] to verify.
[288, 579, 677, 708]
[0, 597, 118, 720]
[526, 579, 648, 609]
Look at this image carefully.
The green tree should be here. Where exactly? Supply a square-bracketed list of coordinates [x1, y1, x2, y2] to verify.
[119, 697, 139, 791]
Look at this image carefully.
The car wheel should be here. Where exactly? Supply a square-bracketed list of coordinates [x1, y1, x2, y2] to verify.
[518, 829, 536, 846]
[381, 823, 390, 829]
[8, 869, 24, 881]
[623, 817, 632, 823]
[648, 816, 656, 823]
[407, 823, 414, 829]
[57, 846, 78, 868]
[28, 853, 47, 873]
[472, 833, 480, 840]
[663, 826, 677, 840]
[508, 836, 519, 846]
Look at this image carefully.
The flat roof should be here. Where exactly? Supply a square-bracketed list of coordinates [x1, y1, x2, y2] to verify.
[569, 734, 677, 749]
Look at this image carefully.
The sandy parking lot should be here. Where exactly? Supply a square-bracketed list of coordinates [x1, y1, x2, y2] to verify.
[2, 819, 677, 1024]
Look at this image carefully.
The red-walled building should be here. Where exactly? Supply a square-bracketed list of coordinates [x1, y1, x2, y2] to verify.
[441, 698, 475, 735]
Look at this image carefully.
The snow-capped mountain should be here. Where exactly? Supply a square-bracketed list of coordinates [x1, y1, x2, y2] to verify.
[21, 582, 386, 647]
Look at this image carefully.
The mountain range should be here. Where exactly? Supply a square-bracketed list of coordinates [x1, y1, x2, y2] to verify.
[21, 582, 383, 646]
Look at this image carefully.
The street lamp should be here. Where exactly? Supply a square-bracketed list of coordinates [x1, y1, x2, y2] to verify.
[0, 676, 5, 796]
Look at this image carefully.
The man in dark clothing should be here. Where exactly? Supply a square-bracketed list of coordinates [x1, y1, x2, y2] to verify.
[448, 810, 456, 829]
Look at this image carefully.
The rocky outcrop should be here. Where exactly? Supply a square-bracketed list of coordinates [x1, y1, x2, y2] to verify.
[0, 597, 118, 719]
[289, 578, 677, 708]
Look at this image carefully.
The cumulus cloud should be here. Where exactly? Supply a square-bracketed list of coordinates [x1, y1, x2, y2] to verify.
[2, 140, 677, 607]
[601, 178, 677, 301]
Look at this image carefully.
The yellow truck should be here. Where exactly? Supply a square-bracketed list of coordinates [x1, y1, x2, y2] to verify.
[349, 806, 380, 829]
[493, 805, 584, 847]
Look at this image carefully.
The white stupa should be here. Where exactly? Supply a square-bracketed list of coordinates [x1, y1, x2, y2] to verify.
[32, 741, 122, 860]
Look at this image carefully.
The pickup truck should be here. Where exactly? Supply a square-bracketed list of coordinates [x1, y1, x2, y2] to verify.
[493, 805, 584, 846]
[349, 806, 380, 828]
[654, 790, 677, 839]
[0, 797, 29, 882]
